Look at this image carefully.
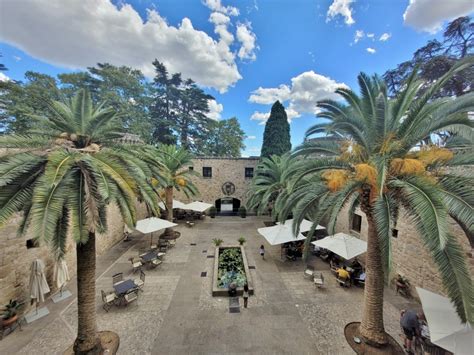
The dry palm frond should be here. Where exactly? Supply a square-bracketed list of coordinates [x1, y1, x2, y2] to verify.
[355, 163, 377, 187]
[379, 133, 401, 154]
[339, 140, 364, 162]
[390, 158, 425, 175]
[416, 146, 454, 165]
[322, 169, 349, 192]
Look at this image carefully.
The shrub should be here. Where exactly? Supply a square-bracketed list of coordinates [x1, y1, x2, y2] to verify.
[209, 206, 217, 218]
[238, 237, 246, 245]
[212, 238, 223, 247]
[238, 206, 246, 218]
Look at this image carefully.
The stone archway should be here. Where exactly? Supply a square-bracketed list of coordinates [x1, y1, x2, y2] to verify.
[215, 197, 241, 214]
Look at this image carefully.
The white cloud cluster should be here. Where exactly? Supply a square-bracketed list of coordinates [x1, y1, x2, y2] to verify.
[0, 0, 254, 93]
[403, 0, 474, 33]
[203, 0, 239, 16]
[207, 99, 224, 120]
[249, 71, 346, 124]
[0, 72, 11, 82]
[353, 30, 364, 44]
[366, 47, 376, 54]
[379, 32, 391, 41]
[236, 22, 258, 61]
[366, 33, 375, 38]
[246, 135, 256, 140]
[326, 0, 355, 26]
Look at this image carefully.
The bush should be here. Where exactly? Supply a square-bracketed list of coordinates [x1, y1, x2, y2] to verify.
[238, 206, 246, 218]
[238, 237, 246, 245]
[212, 238, 223, 247]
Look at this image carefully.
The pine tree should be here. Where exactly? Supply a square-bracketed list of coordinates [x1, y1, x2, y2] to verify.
[260, 101, 291, 157]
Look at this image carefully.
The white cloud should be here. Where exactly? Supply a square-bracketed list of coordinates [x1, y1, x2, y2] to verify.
[366, 33, 374, 38]
[353, 30, 364, 44]
[12, 55, 21, 62]
[366, 47, 376, 54]
[403, 0, 474, 33]
[0, 72, 11, 82]
[236, 22, 258, 61]
[326, 0, 355, 26]
[379, 32, 391, 41]
[0, 0, 244, 93]
[203, 0, 239, 16]
[246, 135, 256, 140]
[250, 70, 346, 124]
[207, 99, 224, 120]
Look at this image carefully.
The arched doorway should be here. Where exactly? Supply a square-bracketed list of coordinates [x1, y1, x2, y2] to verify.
[215, 197, 241, 214]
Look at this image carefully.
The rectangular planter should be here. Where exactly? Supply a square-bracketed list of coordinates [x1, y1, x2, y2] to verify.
[212, 245, 254, 297]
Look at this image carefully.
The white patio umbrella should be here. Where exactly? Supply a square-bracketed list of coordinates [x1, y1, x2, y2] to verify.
[276, 219, 326, 233]
[185, 201, 213, 213]
[158, 199, 188, 210]
[257, 224, 306, 245]
[416, 287, 474, 355]
[135, 217, 178, 246]
[312, 232, 367, 260]
[53, 259, 70, 292]
[29, 259, 50, 308]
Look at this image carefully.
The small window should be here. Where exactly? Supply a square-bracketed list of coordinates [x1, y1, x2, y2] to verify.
[245, 167, 254, 179]
[202, 167, 212, 178]
[189, 166, 194, 171]
[26, 238, 40, 249]
[391, 228, 398, 238]
[351, 214, 362, 233]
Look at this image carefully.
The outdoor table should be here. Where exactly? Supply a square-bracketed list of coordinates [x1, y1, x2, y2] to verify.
[140, 251, 158, 263]
[114, 279, 137, 296]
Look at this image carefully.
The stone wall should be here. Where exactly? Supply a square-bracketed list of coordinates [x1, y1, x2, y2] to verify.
[176, 157, 259, 206]
[0, 203, 147, 307]
[334, 205, 473, 298]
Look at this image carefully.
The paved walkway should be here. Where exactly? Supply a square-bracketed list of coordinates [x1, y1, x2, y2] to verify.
[0, 216, 419, 354]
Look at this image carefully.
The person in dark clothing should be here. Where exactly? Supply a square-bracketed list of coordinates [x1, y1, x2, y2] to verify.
[243, 283, 249, 308]
[400, 309, 421, 354]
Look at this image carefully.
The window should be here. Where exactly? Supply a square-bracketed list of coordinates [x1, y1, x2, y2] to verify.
[26, 238, 40, 249]
[351, 214, 362, 233]
[202, 167, 212, 178]
[188, 166, 194, 171]
[391, 228, 398, 238]
[245, 167, 254, 179]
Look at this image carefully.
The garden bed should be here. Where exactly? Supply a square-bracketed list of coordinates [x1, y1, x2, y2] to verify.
[212, 245, 254, 297]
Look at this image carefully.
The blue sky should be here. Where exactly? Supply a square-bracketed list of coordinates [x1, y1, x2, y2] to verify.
[1, 0, 473, 156]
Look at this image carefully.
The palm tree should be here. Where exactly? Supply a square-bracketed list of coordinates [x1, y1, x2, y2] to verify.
[156, 144, 197, 237]
[246, 153, 295, 217]
[282, 59, 474, 346]
[0, 90, 159, 354]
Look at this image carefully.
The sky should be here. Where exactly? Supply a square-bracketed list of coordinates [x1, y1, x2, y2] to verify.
[1, 0, 473, 156]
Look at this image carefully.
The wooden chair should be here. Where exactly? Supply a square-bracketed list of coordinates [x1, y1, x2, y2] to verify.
[112, 273, 124, 286]
[134, 270, 145, 291]
[314, 273, 325, 288]
[129, 257, 142, 273]
[124, 290, 138, 306]
[304, 265, 315, 279]
[101, 290, 117, 312]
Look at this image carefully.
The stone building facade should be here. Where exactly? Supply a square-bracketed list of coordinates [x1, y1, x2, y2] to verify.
[177, 157, 260, 208]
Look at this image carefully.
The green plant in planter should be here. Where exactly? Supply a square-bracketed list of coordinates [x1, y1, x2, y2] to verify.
[212, 238, 223, 247]
[238, 206, 246, 218]
[1, 299, 23, 320]
[209, 206, 217, 218]
[238, 237, 246, 245]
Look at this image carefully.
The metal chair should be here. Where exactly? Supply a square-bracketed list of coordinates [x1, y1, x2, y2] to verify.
[151, 258, 162, 268]
[101, 290, 117, 312]
[304, 265, 315, 279]
[124, 289, 138, 306]
[314, 273, 325, 288]
[129, 257, 143, 274]
[112, 273, 124, 286]
[134, 270, 145, 291]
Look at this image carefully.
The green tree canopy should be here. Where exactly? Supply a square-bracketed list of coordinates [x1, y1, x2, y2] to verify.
[260, 101, 291, 158]
[197, 117, 245, 157]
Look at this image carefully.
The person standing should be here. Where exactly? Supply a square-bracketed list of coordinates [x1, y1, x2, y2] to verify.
[243, 283, 249, 308]
[400, 309, 421, 354]
[259, 245, 265, 260]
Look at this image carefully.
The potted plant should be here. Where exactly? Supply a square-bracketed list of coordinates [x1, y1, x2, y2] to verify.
[209, 206, 217, 218]
[1, 300, 23, 327]
[238, 237, 246, 245]
[213, 238, 223, 247]
[238, 206, 246, 218]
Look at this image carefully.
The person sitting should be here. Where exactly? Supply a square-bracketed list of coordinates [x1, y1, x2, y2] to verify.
[354, 270, 366, 286]
[336, 266, 350, 286]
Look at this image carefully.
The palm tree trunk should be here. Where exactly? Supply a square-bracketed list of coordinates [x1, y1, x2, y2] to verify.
[164, 186, 174, 237]
[73, 232, 102, 354]
[359, 215, 388, 346]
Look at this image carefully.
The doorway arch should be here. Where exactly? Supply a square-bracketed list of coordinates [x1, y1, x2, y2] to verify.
[215, 197, 241, 213]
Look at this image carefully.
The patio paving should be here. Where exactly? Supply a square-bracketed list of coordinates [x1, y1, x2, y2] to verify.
[0, 216, 419, 354]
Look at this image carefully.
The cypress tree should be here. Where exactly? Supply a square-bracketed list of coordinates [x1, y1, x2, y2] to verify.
[261, 101, 291, 157]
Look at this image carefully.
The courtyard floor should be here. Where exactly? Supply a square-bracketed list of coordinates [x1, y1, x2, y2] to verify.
[0, 216, 419, 354]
